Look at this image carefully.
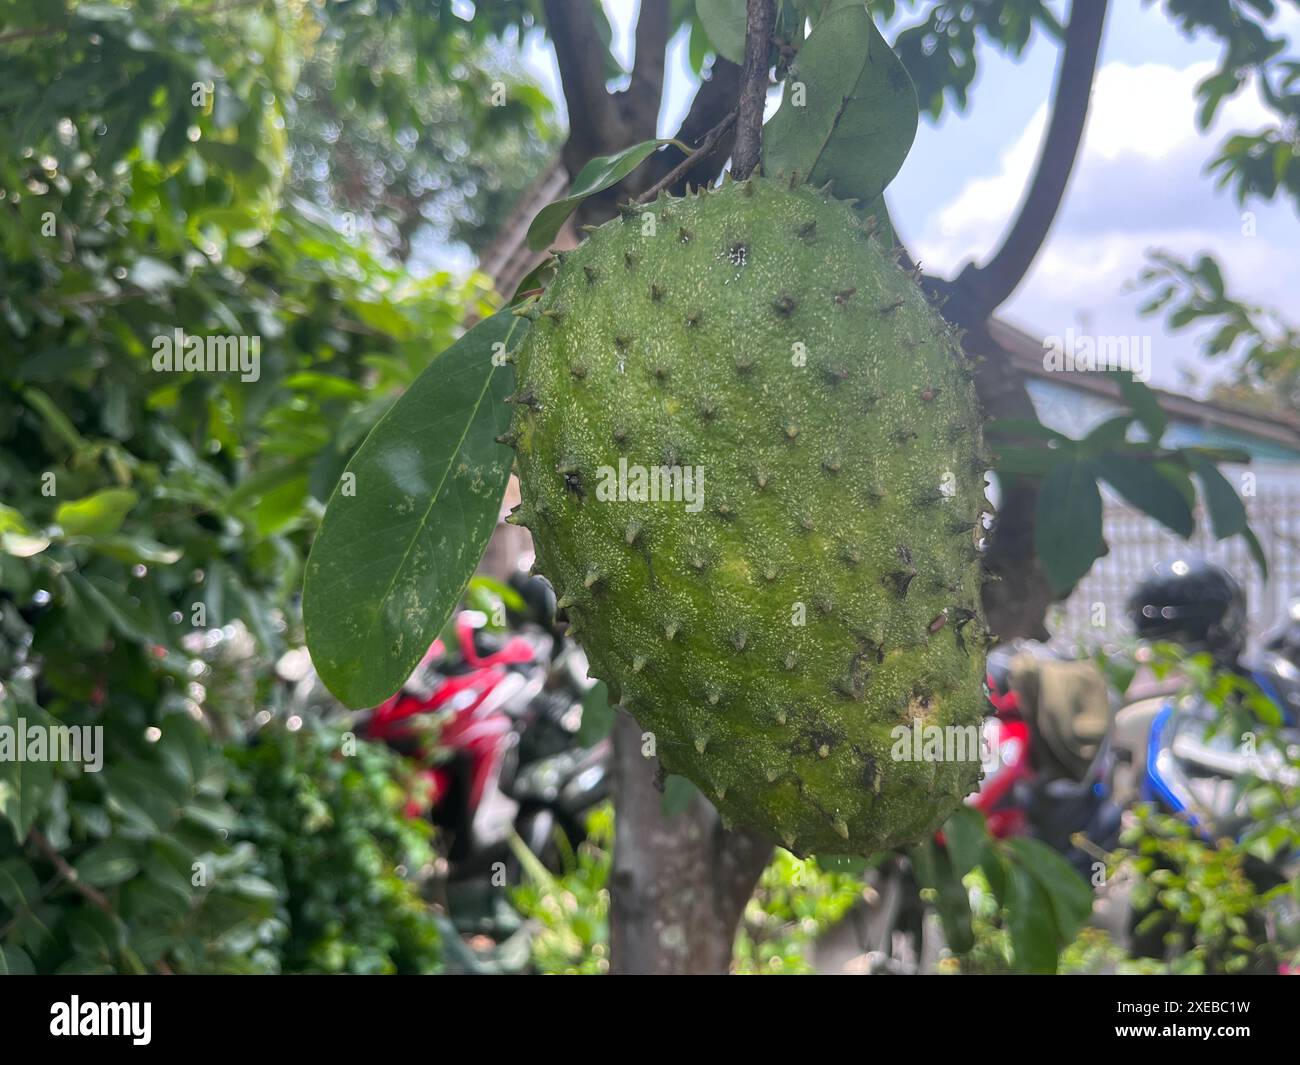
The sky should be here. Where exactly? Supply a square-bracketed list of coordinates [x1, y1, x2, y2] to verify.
[507, 1, 1300, 400]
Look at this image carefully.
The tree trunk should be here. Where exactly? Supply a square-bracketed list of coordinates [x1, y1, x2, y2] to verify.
[609, 712, 772, 974]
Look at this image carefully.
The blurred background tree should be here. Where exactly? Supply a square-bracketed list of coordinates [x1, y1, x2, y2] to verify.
[0, 0, 549, 973]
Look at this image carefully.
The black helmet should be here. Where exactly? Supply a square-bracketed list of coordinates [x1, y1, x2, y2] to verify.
[1127, 559, 1246, 660]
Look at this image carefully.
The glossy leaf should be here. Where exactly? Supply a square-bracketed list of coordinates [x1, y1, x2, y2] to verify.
[526, 141, 663, 251]
[762, 3, 919, 204]
[303, 311, 522, 708]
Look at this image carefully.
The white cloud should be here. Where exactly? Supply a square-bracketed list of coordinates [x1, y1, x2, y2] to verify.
[913, 59, 1299, 391]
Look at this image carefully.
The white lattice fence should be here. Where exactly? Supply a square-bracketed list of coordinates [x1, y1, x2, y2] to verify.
[1047, 483, 1300, 648]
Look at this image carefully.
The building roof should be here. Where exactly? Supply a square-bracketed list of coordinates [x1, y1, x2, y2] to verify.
[983, 317, 1300, 452]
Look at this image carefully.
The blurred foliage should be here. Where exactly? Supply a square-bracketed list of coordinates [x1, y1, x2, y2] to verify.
[226, 721, 443, 974]
[1101, 646, 1300, 973]
[0, 0, 499, 972]
[733, 849, 863, 974]
[1135, 250, 1300, 414]
[286, 7, 557, 260]
[1119, 805, 1290, 974]
[509, 803, 613, 975]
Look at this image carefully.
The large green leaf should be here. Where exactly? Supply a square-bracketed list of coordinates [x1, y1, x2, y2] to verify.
[303, 311, 521, 708]
[1004, 861, 1060, 973]
[526, 141, 663, 251]
[1093, 454, 1194, 538]
[761, 3, 918, 204]
[696, 0, 747, 64]
[1034, 460, 1105, 594]
[1006, 837, 1093, 948]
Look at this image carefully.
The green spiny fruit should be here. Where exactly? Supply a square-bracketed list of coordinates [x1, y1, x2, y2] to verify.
[507, 175, 990, 855]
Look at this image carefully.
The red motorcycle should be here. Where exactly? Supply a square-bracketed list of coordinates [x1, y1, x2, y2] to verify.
[360, 595, 609, 885]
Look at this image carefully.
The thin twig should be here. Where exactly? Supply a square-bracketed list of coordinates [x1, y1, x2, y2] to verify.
[29, 828, 114, 915]
[730, 0, 776, 181]
[635, 110, 737, 203]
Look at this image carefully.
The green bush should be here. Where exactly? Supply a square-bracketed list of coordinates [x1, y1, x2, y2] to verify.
[226, 723, 443, 974]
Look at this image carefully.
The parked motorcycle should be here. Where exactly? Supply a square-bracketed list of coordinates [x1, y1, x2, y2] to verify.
[358, 574, 609, 892]
[1111, 560, 1300, 962]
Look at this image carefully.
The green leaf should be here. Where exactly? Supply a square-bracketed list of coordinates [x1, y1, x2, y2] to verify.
[21, 387, 85, 453]
[1185, 451, 1247, 539]
[526, 141, 663, 251]
[986, 417, 1071, 443]
[66, 573, 156, 644]
[1185, 452, 1267, 575]
[1006, 837, 1093, 947]
[761, 3, 919, 204]
[0, 710, 56, 838]
[991, 445, 1069, 478]
[575, 681, 615, 746]
[1034, 460, 1105, 594]
[697, 0, 747, 64]
[55, 488, 139, 537]
[510, 257, 558, 304]
[1093, 455, 1194, 538]
[1004, 860, 1060, 973]
[0, 504, 50, 558]
[0, 946, 35, 975]
[74, 839, 140, 887]
[1080, 414, 1134, 453]
[941, 806, 987, 879]
[303, 311, 521, 708]
[1108, 371, 1167, 442]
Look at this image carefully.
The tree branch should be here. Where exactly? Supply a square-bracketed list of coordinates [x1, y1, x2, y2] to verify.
[952, 0, 1108, 318]
[634, 58, 744, 196]
[636, 110, 736, 203]
[542, 0, 620, 175]
[730, 0, 776, 180]
[29, 828, 114, 915]
[627, 0, 670, 130]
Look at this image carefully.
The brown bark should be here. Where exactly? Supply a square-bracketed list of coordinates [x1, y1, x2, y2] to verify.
[609, 713, 772, 974]
[730, 0, 775, 181]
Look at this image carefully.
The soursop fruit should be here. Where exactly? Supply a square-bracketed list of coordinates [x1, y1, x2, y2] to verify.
[504, 175, 991, 855]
